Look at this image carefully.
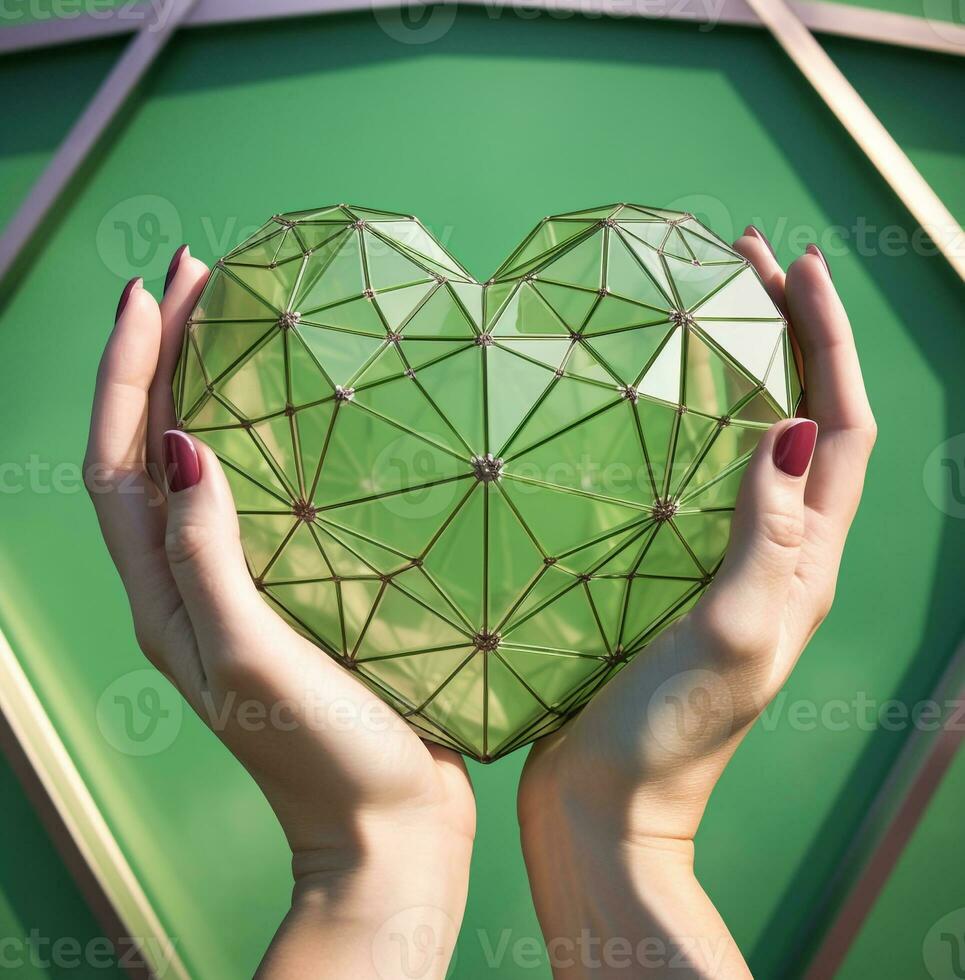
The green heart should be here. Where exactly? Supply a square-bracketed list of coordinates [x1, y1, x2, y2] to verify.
[174, 204, 800, 761]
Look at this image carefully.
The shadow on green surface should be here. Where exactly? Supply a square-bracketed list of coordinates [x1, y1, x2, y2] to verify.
[0, 753, 125, 979]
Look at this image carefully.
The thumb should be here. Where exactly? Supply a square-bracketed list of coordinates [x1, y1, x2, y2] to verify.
[697, 419, 817, 652]
[162, 430, 263, 649]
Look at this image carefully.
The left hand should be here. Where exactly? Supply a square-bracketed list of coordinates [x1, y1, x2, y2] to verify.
[85, 248, 475, 979]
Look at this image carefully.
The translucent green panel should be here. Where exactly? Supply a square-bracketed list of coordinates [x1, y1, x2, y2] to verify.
[359, 646, 473, 706]
[605, 231, 673, 310]
[422, 486, 485, 627]
[176, 204, 800, 761]
[695, 319, 785, 386]
[238, 514, 298, 577]
[486, 488, 545, 625]
[194, 266, 281, 320]
[534, 232, 603, 289]
[531, 281, 599, 330]
[638, 326, 683, 404]
[559, 340, 615, 385]
[422, 652, 486, 757]
[490, 282, 567, 337]
[584, 293, 668, 334]
[296, 325, 384, 387]
[666, 254, 744, 310]
[693, 265, 784, 318]
[413, 348, 484, 452]
[224, 247, 303, 312]
[496, 219, 600, 280]
[585, 323, 673, 386]
[504, 377, 621, 459]
[399, 283, 476, 338]
[216, 334, 289, 418]
[295, 232, 366, 312]
[357, 587, 471, 660]
[351, 372, 467, 457]
[366, 221, 471, 280]
[485, 345, 556, 453]
[288, 332, 336, 405]
[484, 654, 546, 752]
[683, 330, 757, 418]
[267, 581, 342, 649]
[499, 647, 605, 710]
[302, 295, 387, 336]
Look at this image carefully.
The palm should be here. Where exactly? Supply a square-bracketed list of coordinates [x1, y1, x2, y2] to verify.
[86, 256, 475, 863]
[520, 233, 875, 846]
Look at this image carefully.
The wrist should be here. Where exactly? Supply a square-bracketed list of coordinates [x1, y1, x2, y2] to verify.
[260, 819, 472, 980]
[520, 801, 748, 979]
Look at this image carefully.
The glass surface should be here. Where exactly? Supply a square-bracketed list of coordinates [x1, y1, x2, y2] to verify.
[175, 204, 801, 761]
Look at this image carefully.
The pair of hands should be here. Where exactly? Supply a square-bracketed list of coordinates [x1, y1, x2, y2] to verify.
[85, 227, 874, 978]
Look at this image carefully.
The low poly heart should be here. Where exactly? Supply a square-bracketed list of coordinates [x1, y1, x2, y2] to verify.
[174, 203, 801, 761]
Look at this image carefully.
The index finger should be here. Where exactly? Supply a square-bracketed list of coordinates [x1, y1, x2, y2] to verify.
[785, 250, 877, 527]
[146, 248, 210, 485]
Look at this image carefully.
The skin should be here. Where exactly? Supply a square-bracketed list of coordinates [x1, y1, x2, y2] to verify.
[518, 234, 876, 977]
[85, 230, 874, 978]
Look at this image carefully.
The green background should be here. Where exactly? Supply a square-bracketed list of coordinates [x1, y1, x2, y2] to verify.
[0, 10, 963, 978]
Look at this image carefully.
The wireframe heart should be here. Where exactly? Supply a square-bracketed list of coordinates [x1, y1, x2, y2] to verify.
[174, 204, 801, 761]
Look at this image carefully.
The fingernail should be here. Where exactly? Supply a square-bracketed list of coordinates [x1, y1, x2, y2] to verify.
[163, 244, 189, 294]
[773, 419, 818, 477]
[806, 243, 832, 281]
[163, 430, 201, 492]
[745, 225, 777, 261]
[115, 277, 142, 323]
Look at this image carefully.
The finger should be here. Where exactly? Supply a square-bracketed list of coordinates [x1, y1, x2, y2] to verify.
[733, 226, 786, 315]
[147, 246, 210, 486]
[162, 432, 263, 641]
[785, 248, 876, 527]
[87, 279, 158, 476]
[85, 279, 196, 684]
[162, 430, 396, 697]
[85, 278, 167, 583]
[695, 419, 817, 658]
[733, 226, 806, 403]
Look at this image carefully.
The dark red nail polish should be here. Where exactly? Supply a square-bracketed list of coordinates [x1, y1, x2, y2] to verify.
[773, 420, 818, 477]
[745, 225, 777, 261]
[164, 244, 189, 294]
[115, 277, 142, 323]
[163, 430, 201, 492]
[806, 243, 832, 280]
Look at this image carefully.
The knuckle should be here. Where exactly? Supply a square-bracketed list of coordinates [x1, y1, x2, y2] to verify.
[757, 509, 806, 553]
[82, 460, 139, 498]
[165, 521, 213, 566]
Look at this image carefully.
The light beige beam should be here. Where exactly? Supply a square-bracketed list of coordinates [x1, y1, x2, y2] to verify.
[744, 0, 965, 280]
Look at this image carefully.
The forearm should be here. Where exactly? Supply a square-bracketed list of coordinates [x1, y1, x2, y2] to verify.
[257, 826, 472, 980]
[521, 807, 750, 979]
